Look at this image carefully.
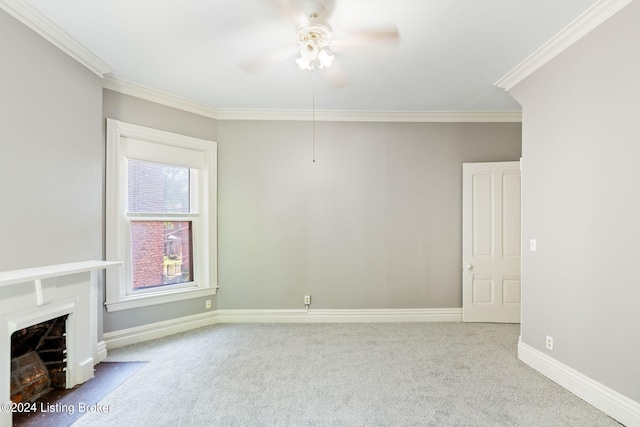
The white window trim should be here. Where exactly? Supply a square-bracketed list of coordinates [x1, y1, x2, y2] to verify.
[105, 118, 217, 312]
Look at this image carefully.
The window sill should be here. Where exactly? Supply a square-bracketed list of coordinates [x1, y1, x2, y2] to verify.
[105, 286, 217, 312]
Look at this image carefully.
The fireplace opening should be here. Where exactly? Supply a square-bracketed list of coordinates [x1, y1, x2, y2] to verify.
[10, 315, 68, 403]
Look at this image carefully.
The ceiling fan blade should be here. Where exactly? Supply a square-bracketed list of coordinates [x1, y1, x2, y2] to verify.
[323, 59, 348, 89]
[266, 0, 304, 26]
[240, 45, 298, 74]
[335, 26, 400, 47]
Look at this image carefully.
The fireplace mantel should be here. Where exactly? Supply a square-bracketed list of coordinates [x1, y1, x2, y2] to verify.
[0, 261, 120, 288]
[0, 260, 120, 427]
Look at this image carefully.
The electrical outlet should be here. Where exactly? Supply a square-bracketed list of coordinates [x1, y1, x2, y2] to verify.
[205, 299, 212, 309]
[546, 335, 554, 351]
[304, 295, 311, 305]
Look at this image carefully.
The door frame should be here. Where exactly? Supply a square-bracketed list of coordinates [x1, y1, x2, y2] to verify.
[462, 160, 522, 323]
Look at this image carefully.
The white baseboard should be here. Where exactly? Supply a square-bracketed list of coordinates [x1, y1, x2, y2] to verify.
[102, 308, 460, 355]
[217, 308, 462, 323]
[103, 308, 460, 349]
[103, 310, 218, 350]
[96, 340, 108, 362]
[76, 357, 95, 386]
[518, 339, 640, 427]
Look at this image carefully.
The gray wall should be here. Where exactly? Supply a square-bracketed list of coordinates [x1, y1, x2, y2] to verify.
[0, 9, 103, 271]
[510, 1, 640, 402]
[217, 120, 521, 309]
[102, 90, 219, 332]
[101, 97, 521, 329]
[0, 10, 103, 267]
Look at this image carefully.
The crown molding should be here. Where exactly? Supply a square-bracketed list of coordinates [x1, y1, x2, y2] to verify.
[0, 0, 111, 77]
[104, 77, 520, 123]
[103, 76, 219, 119]
[0, 0, 521, 125]
[495, 0, 633, 91]
[216, 109, 522, 123]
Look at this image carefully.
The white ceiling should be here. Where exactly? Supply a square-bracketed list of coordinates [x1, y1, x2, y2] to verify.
[25, 0, 597, 113]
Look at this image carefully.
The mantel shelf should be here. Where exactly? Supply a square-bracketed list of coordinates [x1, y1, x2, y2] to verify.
[0, 260, 121, 288]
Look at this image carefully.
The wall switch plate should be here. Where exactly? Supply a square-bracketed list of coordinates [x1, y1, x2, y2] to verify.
[546, 335, 554, 350]
[304, 295, 311, 305]
[530, 239, 537, 251]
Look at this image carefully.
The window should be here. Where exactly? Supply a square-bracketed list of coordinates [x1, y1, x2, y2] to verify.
[127, 160, 193, 290]
[105, 119, 217, 312]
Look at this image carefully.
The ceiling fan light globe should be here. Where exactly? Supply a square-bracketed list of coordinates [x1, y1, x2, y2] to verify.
[296, 56, 313, 70]
[317, 48, 334, 69]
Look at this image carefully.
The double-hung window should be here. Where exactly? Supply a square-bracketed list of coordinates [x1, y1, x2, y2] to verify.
[105, 119, 217, 312]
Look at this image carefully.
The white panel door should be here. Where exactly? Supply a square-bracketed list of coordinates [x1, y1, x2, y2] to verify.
[463, 161, 521, 323]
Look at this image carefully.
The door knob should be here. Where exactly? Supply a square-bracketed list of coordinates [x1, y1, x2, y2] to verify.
[464, 263, 473, 274]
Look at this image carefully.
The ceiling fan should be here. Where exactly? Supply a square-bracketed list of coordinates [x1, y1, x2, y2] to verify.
[242, 0, 400, 87]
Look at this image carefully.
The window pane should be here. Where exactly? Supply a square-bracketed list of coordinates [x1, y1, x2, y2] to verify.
[130, 221, 193, 289]
[128, 159, 190, 213]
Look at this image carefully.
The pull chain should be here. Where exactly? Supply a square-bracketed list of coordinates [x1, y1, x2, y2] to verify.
[312, 67, 316, 163]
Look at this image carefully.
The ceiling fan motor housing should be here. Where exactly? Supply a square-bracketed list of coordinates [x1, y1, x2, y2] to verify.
[302, 0, 329, 21]
[297, 24, 332, 50]
[295, 0, 337, 70]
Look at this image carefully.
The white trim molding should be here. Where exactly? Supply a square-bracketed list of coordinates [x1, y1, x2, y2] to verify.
[0, 0, 112, 77]
[518, 340, 640, 427]
[103, 77, 219, 119]
[103, 308, 461, 350]
[496, 0, 633, 91]
[104, 77, 520, 123]
[216, 109, 521, 123]
[103, 311, 218, 350]
[217, 308, 462, 323]
[96, 340, 108, 363]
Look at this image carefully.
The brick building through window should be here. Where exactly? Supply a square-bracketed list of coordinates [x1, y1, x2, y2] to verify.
[128, 160, 193, 289]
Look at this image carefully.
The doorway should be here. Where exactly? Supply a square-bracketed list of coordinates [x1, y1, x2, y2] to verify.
[462, 161, 521, 323]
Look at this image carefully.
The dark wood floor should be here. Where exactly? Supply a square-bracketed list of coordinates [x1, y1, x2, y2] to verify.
[12, 362, 146, 427]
